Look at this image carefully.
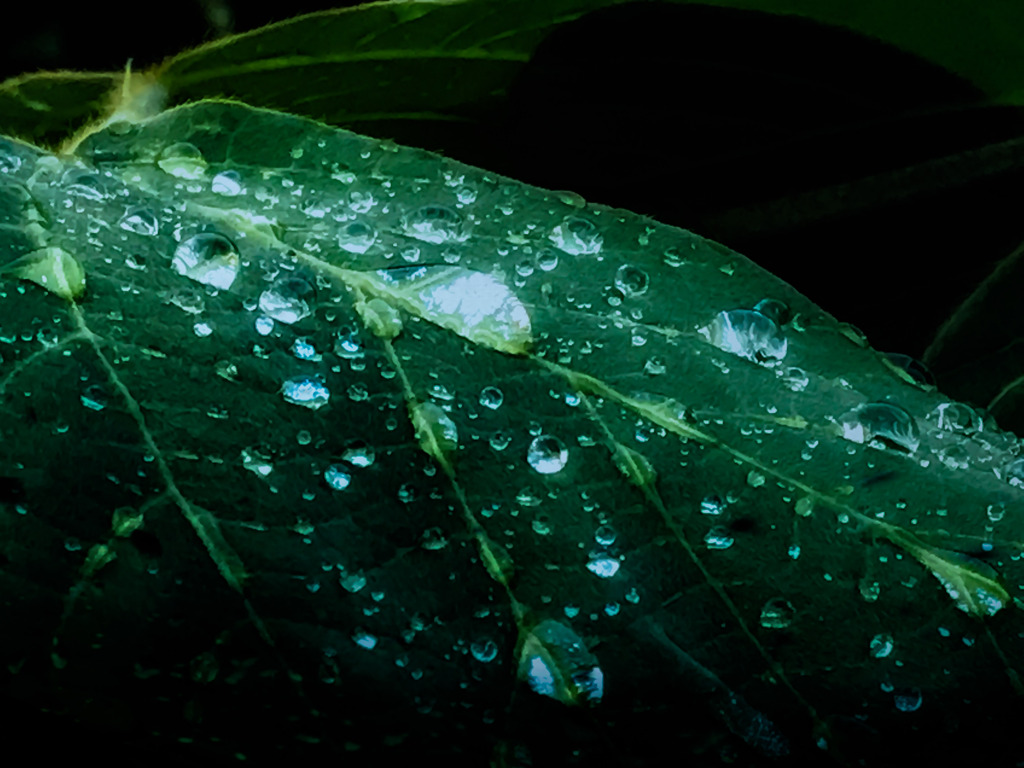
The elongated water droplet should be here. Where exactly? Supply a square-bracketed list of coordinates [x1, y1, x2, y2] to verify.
[3, 246, 86, 300]
[157, 141, 207, 180]
[705, 308, 787, 364]
[403, 204, 465, 243]
[118, 206, 159, 236]
[839, 402, 920, 453]
[518, 620, 603, 705]
[281, 375, 330, 410]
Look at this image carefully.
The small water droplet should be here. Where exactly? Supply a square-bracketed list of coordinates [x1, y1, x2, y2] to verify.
[340, 571, 367, 593]
[594, 524, 617, 546]
[527, 435, 568, 474]
[281, 375, 330, 410]
[932, 402, 982, 434]
[490, 430, 513, 451]
[700, 495, 725, 516]
[893, 688, 922, 712]
[869, 633, 894, 658]
[172, 233, 239, 289]
[80, 384, 108, 411]
[62, 168, 106, 200]
[324, 464, 352, 490]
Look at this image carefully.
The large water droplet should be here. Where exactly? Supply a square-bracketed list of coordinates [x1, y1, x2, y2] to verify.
[403, 204, 465, 243]
[281, 375, 330, 409]
[324, 464, 352, 490]
[211, 170, 244, 196]
[614, 264, 649, 297]
[759, 597, 796, 629]
[157, 141, 207, 180]
[62, 168, 106, 200]
[705, 308, 787, 364]
[342, 441, 375, 468]
[172, 233, 239, 290]
[840, 402, 920, 453]
[118, 206, 159, 236]
[550, 216, 603, 255]
[527, 435, 568, 474]
[259, 275, 314, 324]
[479, 386, 504, 410]
[337, 218, 377, 253]
[364, 267, 531, 354]
[932, 402, 982, 434]
[2, 246, 86, 300]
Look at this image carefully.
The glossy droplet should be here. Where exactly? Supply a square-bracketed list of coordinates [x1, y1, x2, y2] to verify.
[527, 435, 568, 474]
[840, 402, 920, 453]
[759, 597, 796, 629]
[586, 556, 620, 578]
[357, 297, 402, 340]
[361, 267, 531, 354]
[705, 308, 787, 364]
[118, 206, 159, 236]
[869, 633, 894, 658]
[700, 495, 725, 516]
[403, 204, 465, 243]
[518, 620, 603, 705]
[411, 401, 459, 463]
[479, 386, 504, 410]
[337, 218, 377, 253]
[211, 170, 244, 196]
[471, 638, 499, 663]
[62, 168, 106, 200]
[932, 402, 982, 434]
[550, 216, 603, 255]
[3, 246, 86, 300]
[614, 264, 649, 297]
[259, 275, 314, 324]
[281, 375, 330, 410]
[704, 526, 735, 550]
[342, 441, 375, 468]
[157, 141, 207, 180]
[335, 329, 364, 359]
[172, 233, 239, 290]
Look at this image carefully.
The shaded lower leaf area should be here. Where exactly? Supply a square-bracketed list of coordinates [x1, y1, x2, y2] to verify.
[0, 100, 1022, 767]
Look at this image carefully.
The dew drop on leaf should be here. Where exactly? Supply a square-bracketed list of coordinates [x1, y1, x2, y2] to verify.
[527, 435, 568, 474]
[337, 218, 377, 253]
[402, 204, 465, 243]
[281, 375, 330, 410]
[549, 215, 603, 255]
[518, 620, 603, 706]
[479, 386, 504, 410]
[118, 206, 159, 236]
[211, 170, 244, 196]
[614, 264, 649, 297]
[839, 402, 920, 453]
[759, 597, 796, 629]
[324, 464, 351, 491]
[172, 233, 239, 289]
[259, 275, 314, 324]
[157, 141, 208, 180]
[704, 308, 787, 364]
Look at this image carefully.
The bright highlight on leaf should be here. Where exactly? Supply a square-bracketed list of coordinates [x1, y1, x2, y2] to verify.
[2, 246, 86, 300]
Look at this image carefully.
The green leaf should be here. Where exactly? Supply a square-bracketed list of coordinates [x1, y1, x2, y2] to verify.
[1, 98, 1023, 764]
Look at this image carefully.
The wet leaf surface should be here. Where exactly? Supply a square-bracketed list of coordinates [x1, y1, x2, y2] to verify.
[1, 98, 1023, 766]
